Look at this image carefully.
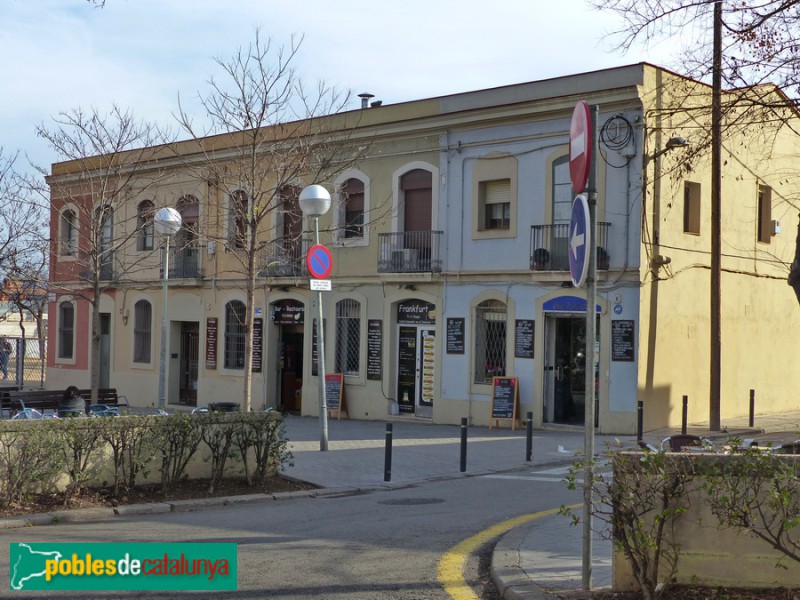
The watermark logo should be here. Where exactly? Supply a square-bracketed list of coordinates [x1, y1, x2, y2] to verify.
[10, 543, 237, 591]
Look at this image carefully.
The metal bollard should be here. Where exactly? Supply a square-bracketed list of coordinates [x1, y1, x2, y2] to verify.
[460, 417, 468, 473]
[526, 412, 533, 462]
[637, 401, 644, 441]
[681, 395, 688, 435]
[384, 423, 392, 482]
[749, 389, 755, 428]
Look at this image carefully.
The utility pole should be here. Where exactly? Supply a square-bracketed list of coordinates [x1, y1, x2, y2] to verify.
[710, 0, 722, 431]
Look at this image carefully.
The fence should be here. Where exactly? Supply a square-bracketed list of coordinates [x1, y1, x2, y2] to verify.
[1, 337, 46, 389]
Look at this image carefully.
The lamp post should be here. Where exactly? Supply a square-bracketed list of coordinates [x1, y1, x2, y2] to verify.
[299, 184, 331, 451]
[154, 207, 182, 410]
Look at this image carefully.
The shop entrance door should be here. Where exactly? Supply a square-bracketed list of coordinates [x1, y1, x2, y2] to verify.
[279, 325, 304, 413]
[543, 315, 594, 425]
[179, 322, 199, 406]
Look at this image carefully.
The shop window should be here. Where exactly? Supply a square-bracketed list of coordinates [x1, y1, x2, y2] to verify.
[474, 300, 507, 383]
[58, 301, 74, 359]
[757, 185, 772, 244]
[224, 300, 246, 369]
[335, 299, 360, 376]
[60, 209, 78, 256]
[683, 181, 701, 235]
[137, 200, 155, 251]
[133, 299, 152, 363]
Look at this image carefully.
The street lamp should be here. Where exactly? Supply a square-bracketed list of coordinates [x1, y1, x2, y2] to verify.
[299, 184, 331, 452]
[154, 207, 182, 410]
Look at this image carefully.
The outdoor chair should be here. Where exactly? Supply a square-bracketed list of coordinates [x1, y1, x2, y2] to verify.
[661, 434, 705, 452]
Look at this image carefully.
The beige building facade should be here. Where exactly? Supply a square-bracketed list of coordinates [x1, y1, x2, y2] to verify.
[46, 64, 800, 434]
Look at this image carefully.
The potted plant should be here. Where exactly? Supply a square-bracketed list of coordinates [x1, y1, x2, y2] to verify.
[597, 247, 609, 270]
[532, 248, 550, 270]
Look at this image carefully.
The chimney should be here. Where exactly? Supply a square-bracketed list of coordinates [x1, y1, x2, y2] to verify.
[358, 93, 375, 109]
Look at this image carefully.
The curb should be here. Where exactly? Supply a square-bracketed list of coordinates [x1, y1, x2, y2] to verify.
[491, 523, 558, 600]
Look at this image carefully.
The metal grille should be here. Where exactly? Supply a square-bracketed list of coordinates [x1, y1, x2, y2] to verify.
[474, 300, 507, 383]
[335, 299, 360, 376]
[133, 300, 152, 363]
[224, 300, 246, 369]
[1, 337, 47, 387]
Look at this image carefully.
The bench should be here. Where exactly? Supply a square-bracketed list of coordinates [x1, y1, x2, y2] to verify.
[5, 388, 129, 418]
[0, 386, 20, 418]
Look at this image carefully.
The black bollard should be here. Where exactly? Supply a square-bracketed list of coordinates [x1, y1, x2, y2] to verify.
[460, 417, 468, 473]
[681, 395, 688, 435]
[637, 401, 644, 441]
[749, 389, 755, 428]
[384, 423, 392, 482]
[526, 412, 533, 462]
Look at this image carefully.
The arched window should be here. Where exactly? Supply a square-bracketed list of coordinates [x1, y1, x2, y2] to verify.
[224, 300, 246, 370]
[133, 300, 152, 363]
[340, 179, 364, 239]
[95, 205, 114, 280]
[175, 196, 200, 278]
[474, 299, 507, 383]
[229, 190, 248, 249]
[60, 209, 78, 256]
[335, 299, 361, 376]
[137, 200, 155, 251]
[58, 301, 75, 359]
[400, 169, 432, 233]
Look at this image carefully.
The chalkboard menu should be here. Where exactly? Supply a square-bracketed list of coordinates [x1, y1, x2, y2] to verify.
[205, 318, 217, 370]
[514, 320, 534, 359]
[490, 376, 520, 430]
[324, 373, 347, 418]
[252, 318, 263, 372]
[367, 320, 382, 380]
[311, 319, 326, 376]
[612, 320, 635, 362]
[446, 318, 465, 354]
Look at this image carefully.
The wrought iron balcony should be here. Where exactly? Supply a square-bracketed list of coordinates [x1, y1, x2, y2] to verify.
[530, 223, 611, 271]
[378, 231, 443, 273]
[160, 244, 203, 279]
[260, 236, 310, 277]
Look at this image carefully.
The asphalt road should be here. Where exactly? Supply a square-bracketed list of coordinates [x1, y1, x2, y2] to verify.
[0, 463, 581, 599]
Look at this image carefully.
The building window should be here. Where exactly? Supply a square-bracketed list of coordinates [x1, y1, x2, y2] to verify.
[474, 300, 507, 384]
[229, 190, 247, 249]
[224, 300, 246, 370]
[552, 155, 572, 224]
[335, 299, 360, 376]
[757, 185, 772, 244]
[481, 179, 511, 230]
[137, 200, 155, 251]
[58, 301, 74, 359]
[341, 179, 365, 239]
[683, 181, 701, 235]
[133, 300, 152, 363]
[60, 209, 78, 256]
[471, 154, 517, 240]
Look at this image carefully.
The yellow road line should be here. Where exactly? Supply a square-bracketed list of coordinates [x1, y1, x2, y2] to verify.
[437, 504, 581, 600]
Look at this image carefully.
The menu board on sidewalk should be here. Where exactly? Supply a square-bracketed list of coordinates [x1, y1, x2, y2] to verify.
[324, 373, 347, 419]
[489, 376, 520, 430]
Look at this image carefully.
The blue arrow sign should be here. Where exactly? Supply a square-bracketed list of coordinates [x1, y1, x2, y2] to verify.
[569, 194, 591, 288]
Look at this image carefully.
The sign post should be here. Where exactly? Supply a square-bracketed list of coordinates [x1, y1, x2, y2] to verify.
[570, 100, 598, 591]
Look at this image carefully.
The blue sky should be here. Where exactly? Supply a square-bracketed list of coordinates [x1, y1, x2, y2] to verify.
[1, 0, 679, 172]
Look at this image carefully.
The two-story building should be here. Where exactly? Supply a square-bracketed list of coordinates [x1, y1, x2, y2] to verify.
[46, 63, 800, 433]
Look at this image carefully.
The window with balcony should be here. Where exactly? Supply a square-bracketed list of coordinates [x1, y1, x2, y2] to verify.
[58, 301, 74, 359]
[335, 299, 361, 376]
[474, 300, 507, 384]
[137, 200, 155, 251]
[341, 178, 365, 239]
[133, 299, 152, 363]
[224, 300, 246, 370]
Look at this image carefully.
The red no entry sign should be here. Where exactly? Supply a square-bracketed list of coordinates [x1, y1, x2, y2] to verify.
[569, 101, 592, 194]
[306, 244, 333, 279]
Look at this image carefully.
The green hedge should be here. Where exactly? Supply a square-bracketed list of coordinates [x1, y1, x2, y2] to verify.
[0, 412, 292, 507]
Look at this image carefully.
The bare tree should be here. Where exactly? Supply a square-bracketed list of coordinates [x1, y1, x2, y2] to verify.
[174, 31, 373, 411]
[38, 106, 171, 402]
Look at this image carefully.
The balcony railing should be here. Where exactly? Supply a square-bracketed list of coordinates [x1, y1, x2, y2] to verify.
[160, 244, 202, 279]
[378, 231, 443, 273]
[260, 236, 311, 277]
[530, 223, 611, 271]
